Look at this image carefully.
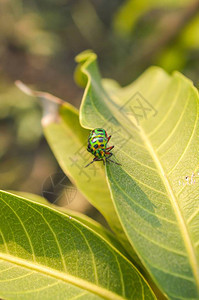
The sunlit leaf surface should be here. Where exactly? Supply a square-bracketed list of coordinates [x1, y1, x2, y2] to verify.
[77, 51, 199, 299]
[0, 191, 155, 300]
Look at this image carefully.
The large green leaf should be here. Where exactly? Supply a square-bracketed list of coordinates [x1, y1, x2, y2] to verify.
[76, 51, 199, 299]
[9, 190, 130, 260]
[15, 81, 141, 266]
[0, 190, 155, 300]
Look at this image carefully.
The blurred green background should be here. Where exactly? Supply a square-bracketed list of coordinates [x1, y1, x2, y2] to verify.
[1, 0, 199, 217]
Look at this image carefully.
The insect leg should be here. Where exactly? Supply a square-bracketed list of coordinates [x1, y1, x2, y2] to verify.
[107, 159, 121, 166]
[106, 146, 114, 151]
[106, 153, 121, 166]
[105, 152, 113, 156]
[107, 135, 112, 143]
[84, 157, 100, 168]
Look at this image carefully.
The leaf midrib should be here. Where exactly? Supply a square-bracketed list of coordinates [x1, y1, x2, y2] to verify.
[139, 125, 199, 291]
[0, 253, 126, 300]
[82, 67, 199, 290]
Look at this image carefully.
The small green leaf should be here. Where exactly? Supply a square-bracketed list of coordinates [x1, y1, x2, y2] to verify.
[0, 190, 155, 300]
[77, 52, 199, 299]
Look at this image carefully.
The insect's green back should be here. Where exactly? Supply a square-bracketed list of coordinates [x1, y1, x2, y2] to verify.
[85, 128, 121, 167]
[88, 128, 107, 140]
[87, 128, 108, 159]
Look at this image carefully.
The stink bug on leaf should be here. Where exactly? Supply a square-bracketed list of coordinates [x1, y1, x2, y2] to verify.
[85, 128, 121, 167]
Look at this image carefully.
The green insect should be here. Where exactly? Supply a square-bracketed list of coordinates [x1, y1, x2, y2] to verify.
[85, 128, 121, 167]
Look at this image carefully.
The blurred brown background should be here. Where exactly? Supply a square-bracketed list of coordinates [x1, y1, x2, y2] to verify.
[1, 0, 199, 218]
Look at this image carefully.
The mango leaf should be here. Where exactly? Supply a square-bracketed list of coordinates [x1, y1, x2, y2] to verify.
[0, 190, 155, 300]
[15, 81, 141, 266]
[9, 190, 130, 260]
[76, 51, 199, 299]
